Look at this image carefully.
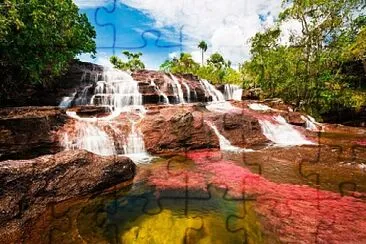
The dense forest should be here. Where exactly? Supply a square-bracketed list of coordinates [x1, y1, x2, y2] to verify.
[1, 0, 365, 119]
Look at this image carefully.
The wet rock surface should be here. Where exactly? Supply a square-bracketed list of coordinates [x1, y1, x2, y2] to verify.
[0, 150, 135, 243]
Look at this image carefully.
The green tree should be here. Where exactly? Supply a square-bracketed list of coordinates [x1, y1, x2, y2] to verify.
[242, 0, 366, 116]
[198, 41, 208, 66]
[110, 51, 145, 71]
[0, 0, 96, 85]
[207, 53, 226, 70]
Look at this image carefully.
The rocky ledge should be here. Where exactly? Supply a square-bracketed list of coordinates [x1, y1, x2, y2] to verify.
[0, 150, 135, 243]
[0, 106, 68, 161]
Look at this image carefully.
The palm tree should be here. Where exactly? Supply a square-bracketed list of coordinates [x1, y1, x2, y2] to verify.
[198, 41, 208, 66]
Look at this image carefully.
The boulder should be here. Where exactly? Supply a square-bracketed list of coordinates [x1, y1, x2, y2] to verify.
[0, 150, 135, 243]
[242, 88, 263, 100]
[140, 105, 219, 153]
[0, 107, 68, 160]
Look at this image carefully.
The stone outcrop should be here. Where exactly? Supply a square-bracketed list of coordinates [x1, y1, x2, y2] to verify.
[132, 70, 208, 104]
[140, 103, 268, 153]
[0, 107, 68, 160]
[1, 60, 103, 107]
[0, 150, 135, 243]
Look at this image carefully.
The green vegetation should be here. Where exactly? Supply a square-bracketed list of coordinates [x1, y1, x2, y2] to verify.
[159, 0, 365, 117]
[0, 0, 96, 86]
[159, 52, 242, 86]
[110, 51, 145, 71]
[242, 0, 366, 116]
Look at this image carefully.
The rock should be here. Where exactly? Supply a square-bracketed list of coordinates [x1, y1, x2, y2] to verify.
[140, 106, 219, 153]
[0, 107, 68, 160]
[1, 60, 103, 107]
[285, 112, 306, 126]
[242, 88, 263, 100]
[139, 104, 268, 153]
[0, 150, 135, 243]
[68, 105, 110, 117]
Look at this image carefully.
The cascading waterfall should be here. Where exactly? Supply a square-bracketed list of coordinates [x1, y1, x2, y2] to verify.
[181, 80, 191, 103]
[150, 79, 169, 104]
[62, 121, 116, 156]
[74, 84, 93, 105]
[169, 74, 185, 103]
[258, 115, 314, 146]
[224, 84, 242, 101]
[200, 79, 225, 102]
[62, 68, 150, 162]
[206, 121, 254, 152]
[59, 92, 76, 108]
[91, 69, 144, 114]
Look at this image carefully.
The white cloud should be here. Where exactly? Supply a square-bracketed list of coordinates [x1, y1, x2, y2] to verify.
[122, 0, 284, 64]
[169, 52, 179, 59]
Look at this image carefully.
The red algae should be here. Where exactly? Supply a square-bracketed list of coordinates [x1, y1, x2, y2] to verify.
[147, 150, 366, 243]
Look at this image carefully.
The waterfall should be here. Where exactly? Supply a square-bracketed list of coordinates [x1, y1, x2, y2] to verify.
[224, 84, 242, 101]
[90, 69, 144, 114]
[258, 115, 314, 146]
[150, 79, 169, 104]
[206, 121, 254, 152]
[74, 84, 93, 105]
[62, 68, 151, 163]
[181, 80, 191, 103]
[199, 79, 225, 102]
[169, 74, 185, 103]
[122, 122, 150, 162]
[59, 92, 76, 108]
[62, 121, 116, 156]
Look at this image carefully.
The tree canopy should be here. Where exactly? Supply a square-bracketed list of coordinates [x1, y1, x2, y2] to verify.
[0, 0, 96, 85]
[242, 0, 366, 116]
[110, 51, 145, 71]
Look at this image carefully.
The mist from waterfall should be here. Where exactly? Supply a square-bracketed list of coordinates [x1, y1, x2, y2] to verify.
[224, 84, 242, 101]
[258, 115, 314, 146]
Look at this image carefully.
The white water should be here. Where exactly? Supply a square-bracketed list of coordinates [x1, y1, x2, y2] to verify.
[181, 80, 191, 103]
[74, 84, 93, 105]
[248, 103, 272, 111]
[59, 92, 76, 108]
[62, 122, 116, 156]
[123, 122, 151, 163]
[258, 115, 314, 146]
[62, 68, 151, 162]
[206, 121, 254, 152]
[224, 84, 242, 101]
[199, 79, 225, 102]
[169, 74, 185, 103]
[301, 115, 321, 131]
[150, 79, 169, 104]
[91, 69, 144, 114]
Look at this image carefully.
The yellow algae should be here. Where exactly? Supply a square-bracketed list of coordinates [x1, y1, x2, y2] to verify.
[120, 204, 266, 244]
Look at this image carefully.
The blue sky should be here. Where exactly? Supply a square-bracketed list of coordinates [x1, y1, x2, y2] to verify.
[75, 0, 287, 70]
[77, 2, 184, 69]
